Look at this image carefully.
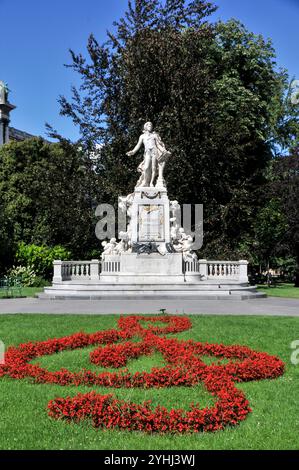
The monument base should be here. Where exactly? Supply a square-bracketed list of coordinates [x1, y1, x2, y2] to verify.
[41, 182, 265, 301]
[40, 282, 265, 300]
[101, 253, 184, 283]
[40, 254, 265, 300]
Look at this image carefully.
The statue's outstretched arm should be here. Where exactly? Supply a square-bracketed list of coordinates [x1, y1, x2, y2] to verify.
[126, 135, 143, 156]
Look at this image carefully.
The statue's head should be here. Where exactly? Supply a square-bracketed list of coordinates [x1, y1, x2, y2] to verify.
[143, 122, 153, 132]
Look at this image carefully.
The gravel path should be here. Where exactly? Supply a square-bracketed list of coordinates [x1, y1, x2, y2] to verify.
[0, 296, 298, 316]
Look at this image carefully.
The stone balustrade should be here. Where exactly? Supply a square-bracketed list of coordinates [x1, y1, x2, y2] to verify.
[184, 259, 200, 273]
[184, 259, 248, 282]
[53, 258, 248, 282]
[101, 256, 121, 274]
[53, 260, 100, 282]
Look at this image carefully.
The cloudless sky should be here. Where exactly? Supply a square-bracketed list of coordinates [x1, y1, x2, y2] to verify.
[1, 0, 298, 141]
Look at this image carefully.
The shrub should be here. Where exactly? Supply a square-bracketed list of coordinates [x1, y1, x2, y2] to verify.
[15, 243, 72, 279]
[31, 276, 50, 288]
[7, 265, 36, 287]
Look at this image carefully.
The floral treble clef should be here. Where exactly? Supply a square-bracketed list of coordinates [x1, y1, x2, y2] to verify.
[0, 315, 284, 433]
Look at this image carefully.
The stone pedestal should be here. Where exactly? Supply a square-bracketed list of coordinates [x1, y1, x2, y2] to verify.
[130, 186, 170, 247]
[53, 260, 63, 283]
[238, 260, 249, 282]
[101, 185, 186, 282]
[101, 252, 184, 283]
[46, 195, 256, 297]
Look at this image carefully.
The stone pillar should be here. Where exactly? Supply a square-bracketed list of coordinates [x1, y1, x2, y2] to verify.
[239, 260, 249, 282]
[198, 259, 208, 279]
[53, 260, 63, 283]
[90, 259, 100, 280]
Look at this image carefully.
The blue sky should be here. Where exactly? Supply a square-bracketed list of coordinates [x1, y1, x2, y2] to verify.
[1, 0, 298, 141]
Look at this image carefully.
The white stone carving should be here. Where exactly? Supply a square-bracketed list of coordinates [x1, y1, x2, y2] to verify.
[126, 122, 171, 188]
[115, 231, 131, 254]
[118, 193, 134, 243]
[173, 228, 198, 261]
[170, 200, 181, 242]
[101, 238, 117, 257]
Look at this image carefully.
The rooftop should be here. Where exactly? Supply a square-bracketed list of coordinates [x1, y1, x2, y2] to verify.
[8, 126, 35, 142]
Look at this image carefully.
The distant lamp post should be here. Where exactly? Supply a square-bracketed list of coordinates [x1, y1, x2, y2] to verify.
[0, 81, 16, 146]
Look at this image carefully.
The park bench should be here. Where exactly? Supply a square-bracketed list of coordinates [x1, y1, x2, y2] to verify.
[0, 277, 23, 298]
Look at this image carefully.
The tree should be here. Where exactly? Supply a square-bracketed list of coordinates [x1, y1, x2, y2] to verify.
[237, 150, 299, 286]
[49, 0, 299, 257]
[0, 138, 101, 273]
[238, 198, 289, 271]
[271, 150, 299, 286]
[0, 204, 14, 275]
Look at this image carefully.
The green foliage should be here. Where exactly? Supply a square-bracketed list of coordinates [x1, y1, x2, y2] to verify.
[269, 150, 299, 285]
[273, 257, 297, 280]
[0, 207, 14, 276]
[0, 138, 102, 273]
[15, 242, 72, 279]
[238, 198, 288, 267]
[1, 1, 298, 275]
[235, 150, 299, 286]
[52, 0, 298, 257]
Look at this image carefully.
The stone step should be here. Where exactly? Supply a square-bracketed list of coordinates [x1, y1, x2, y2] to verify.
[39, 289, 266, 301]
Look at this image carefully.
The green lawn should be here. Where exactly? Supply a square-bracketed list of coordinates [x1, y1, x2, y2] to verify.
[0, 287, 43, 299]
[257, 283, 299, 299]
[0, 314, 298, 450]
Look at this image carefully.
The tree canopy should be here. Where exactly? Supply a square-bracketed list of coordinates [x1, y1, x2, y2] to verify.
[1, 0, 298, 282]
[49, 0, 298, 260]
[0, 138, 100, 273]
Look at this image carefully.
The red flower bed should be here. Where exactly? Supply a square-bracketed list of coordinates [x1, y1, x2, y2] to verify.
[0, 315, 284, 434]
[90, 341, 153, 368]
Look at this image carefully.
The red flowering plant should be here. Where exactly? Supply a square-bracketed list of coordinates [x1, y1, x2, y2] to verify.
[0, 315, 284, 434]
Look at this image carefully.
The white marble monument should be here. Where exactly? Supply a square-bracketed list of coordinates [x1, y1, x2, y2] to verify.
[42, 122, 264, 300]
[100, 122, 198, 283]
